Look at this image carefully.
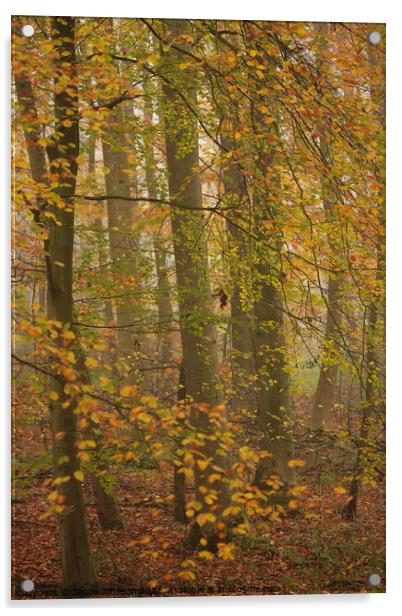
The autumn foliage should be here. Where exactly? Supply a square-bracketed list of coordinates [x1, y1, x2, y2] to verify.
[11, 17, 385, 598]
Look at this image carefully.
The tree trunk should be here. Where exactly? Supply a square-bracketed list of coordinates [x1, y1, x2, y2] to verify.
[311, 24, 344, 429]
[142, 86, 174, 365]
[161, 18, 229, 550]
[243, 24, 295, 485]
[101, 124, 142, 385]
[87, 133, 116, 327]
[220, 129, 256, 410]
[47, 17, 97, 592]
[173, 364, 187, 523]
[74, 343, 124, 531]
[252, 273, 296, 485]
[344, 39, 385, 519]
[96, 19, 144, 386]
[14, 17, 97, 592]
[311, 275, 343, 428]
[90, 474, 123, 530]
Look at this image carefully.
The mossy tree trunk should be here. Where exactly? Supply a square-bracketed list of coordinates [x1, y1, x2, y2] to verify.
[242, 25, 295, 486]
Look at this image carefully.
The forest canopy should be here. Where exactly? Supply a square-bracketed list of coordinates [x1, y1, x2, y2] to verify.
[11, 16, 385, 598]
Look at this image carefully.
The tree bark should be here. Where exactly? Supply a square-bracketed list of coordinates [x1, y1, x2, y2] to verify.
[47, 17, 97, 592]
[142, 85, 174, 365]
[87, 134, 116, 327]
[74, 342, 124, 531]
[219, 129, 256, 410]
[252, 274, 296, 485]
[244, 24, 295, 485]
[101, 125, 143, 385]
[160, 18, 229, 549]
[173, 364, 187, 523]
[344, 37, 385, 520]
[311, 275, 343, 428]
[311, 24, 344, 429]
[99, 18, 144, 386]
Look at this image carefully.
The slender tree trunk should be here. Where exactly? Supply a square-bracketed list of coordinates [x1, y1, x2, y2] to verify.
[98, 18, 144, 386]
[252, 276, 296, 485]
[46, 17, 97, 592]
[161, 18, 229, 550]
[344, 39, 385, 519]
[142, 87, 174, 365]
[154, 242, 174, 363]
[311, 25, 344, 429]
[74, 343, 124, 531]
[173, 363, 187, 523]
[101, 125, 142, 385]
[243, 25, 295, 485]
[219, 129, 256, 409]
[87, 134, 115, 327]
[311, 275, 343, 428]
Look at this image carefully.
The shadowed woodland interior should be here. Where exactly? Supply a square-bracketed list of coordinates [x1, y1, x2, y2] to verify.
[11, 16, 385, 598]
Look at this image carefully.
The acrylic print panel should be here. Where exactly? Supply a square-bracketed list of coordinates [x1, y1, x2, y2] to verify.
[11, 15, 385, 599]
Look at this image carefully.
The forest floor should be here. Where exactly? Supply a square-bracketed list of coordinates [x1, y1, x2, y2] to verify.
[12, 417, 386, 600]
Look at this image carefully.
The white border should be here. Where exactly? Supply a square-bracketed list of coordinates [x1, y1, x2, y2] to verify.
[2, 1, 401, 614]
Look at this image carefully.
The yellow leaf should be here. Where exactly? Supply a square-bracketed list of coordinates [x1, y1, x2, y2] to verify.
[49, 391, 59, 401]
[47, 490, 58, 502]
[197, 458, 211, 471]
[138, 412, 152, 423]
[288, 459, 306, 468]
[199, 550, 214, 560]
[52, 475, 70, 486]
[85, 357, 99, 368]
[65, 351, 76, 364]
[178, 570, 196, 581]
[74, 470, 84, 481]
[61, 330, 75, 341]
[77, 439, 96, 450]
[140, 395, 158, 408]
[333, 486, 347, 494]
[120, 385, 138, 397]
[217, 542, 236, 560]
[25, 325, 42, 337]
[78, 451, 90, 462]
[196, 512, 216, 526]
[93, 341, 107, 351]
[222, 505, 241, 518]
